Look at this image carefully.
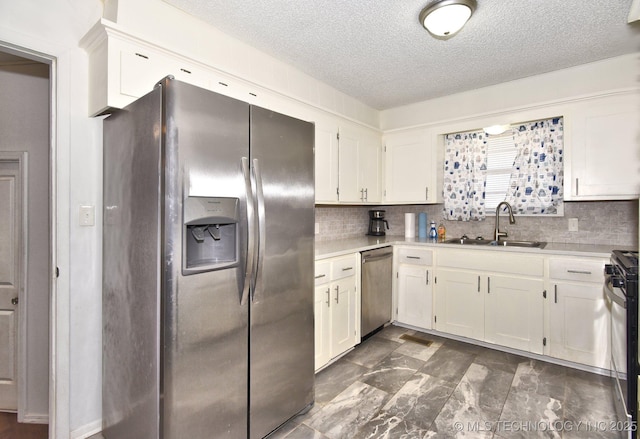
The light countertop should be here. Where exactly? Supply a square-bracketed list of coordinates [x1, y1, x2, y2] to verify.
[315, 235, 636, 260]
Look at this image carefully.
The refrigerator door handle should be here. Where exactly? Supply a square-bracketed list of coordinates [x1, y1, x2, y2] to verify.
[241, 157, 256, 305]
[251, 158, 266, 302]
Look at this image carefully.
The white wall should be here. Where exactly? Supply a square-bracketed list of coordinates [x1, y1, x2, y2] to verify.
[0, 1, 103, 437]
[380, 53, 640, 131]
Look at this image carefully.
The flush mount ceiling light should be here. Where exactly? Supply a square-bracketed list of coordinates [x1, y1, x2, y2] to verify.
[419, 0, 477, 38]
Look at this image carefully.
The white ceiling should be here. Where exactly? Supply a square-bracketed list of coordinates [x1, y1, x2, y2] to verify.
[165, 0, 640, 110]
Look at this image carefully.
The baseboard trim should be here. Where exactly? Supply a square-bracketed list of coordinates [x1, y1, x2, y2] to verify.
[22, 413, 48, 424]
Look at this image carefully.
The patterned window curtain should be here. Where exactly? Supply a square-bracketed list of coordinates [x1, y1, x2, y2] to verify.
[442, 130, 488, 221]
[505, 117, 564, 214]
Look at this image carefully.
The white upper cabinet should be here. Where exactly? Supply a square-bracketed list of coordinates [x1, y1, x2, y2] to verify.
[384, 129, 436, 203]
[338, 124, 382, 203]
[566, 92, 640, 200]
[314, 117, 340, 203]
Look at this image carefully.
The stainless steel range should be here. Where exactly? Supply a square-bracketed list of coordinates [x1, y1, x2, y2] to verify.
[605, 250, 639, 438]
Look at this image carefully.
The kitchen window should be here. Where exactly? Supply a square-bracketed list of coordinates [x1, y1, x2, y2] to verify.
[443, 117, 564, 221]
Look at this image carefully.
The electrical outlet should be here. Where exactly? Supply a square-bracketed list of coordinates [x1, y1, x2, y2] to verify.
[79, 205, 95, 226]
[568, 217, 579, 232]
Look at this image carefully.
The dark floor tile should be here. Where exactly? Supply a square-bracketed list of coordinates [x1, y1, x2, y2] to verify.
[344, 337, 402, 369]
[378, 372, 455, 431]
[273, 424, 329, 439]
[361, 352, 425, 394]
[510, 359, 568, 402]
[473, 346, 526, 374]
[420, 345, 476, 384]
[307, 381, 388, 439]
[354, 412, 431, 439]
[372, 325, 414, 343]
[314, 358, 368, 405]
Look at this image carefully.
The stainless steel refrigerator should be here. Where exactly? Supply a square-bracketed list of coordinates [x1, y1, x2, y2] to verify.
[102, 77, 315, 439]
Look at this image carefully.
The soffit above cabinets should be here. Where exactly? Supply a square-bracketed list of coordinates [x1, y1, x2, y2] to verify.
[162, 0, 640, 110]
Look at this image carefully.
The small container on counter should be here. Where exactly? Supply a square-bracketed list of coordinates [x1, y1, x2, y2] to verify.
[437, 223, 446, 242]
[428, 221, 437, 242]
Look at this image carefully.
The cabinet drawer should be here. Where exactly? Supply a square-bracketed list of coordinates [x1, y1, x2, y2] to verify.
[548, 257, 605, 283]
[315, 260, 331, 285]
[331, 255, 357, 281]
[397, 247, 433, 266]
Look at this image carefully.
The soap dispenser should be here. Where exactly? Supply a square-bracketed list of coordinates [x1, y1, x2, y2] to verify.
[428, 221, 437, 242]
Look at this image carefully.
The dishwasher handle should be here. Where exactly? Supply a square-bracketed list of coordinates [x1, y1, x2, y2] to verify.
[362, 252, 392, 264]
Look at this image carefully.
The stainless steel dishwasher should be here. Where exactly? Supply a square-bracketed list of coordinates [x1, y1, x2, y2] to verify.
[361, 247, 393, 337]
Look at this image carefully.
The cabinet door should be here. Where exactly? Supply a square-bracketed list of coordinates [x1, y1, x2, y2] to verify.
[384, 130, 431, 203]
[568, 93, 640, 199]
[315, 120, 339, 203]
[358, 129, 382, 203]
[337, 126, 361, 202]
[330, 277, 357, 357]
[435, 269, 484, 341]
[397, 265, 432, 329]
[548, 282, 610, 369]
[485, 275, 544, 354]
[314, 284, 332, 370]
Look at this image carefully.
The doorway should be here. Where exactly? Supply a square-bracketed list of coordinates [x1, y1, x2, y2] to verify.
[0, 49, 51, 431]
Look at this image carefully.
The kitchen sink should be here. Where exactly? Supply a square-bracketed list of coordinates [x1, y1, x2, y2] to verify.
[491, 240, 547, 248]
[443, 238, 546, 249]
[444, 238, 493, 245]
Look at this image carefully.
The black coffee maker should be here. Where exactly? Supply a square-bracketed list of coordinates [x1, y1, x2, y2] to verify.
[367, 210, 389, 236]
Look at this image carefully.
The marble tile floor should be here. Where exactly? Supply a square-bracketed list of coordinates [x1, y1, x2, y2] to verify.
[270, 325, 627, 439]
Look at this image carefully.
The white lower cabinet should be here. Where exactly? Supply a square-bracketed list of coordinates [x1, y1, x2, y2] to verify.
[434, 249, 545, 354]
[434, 269, 484, 340]
[314, 254, 359, 371]
[395, 247, 433, 329]
[546, 257, 609, 369]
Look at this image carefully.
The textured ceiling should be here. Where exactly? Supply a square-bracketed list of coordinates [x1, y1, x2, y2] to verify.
[163, 0, 640, 110]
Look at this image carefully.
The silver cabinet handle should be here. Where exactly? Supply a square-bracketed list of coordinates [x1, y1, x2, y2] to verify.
[407, 256, 421, 260]
[425, 187, 429, 200]
[342, 267, 353, 271]
[477, 275, 481, 292]
[364, 188, 368, 202]
[360, 188, 364, 201]
[554, 285, 558, 304]
[326, 287, 330, 307]
[576, 178, 579, 196]
[567, 270, 592, 275]
[315, 274, 326, 279]
[335, 285, 340, 304]
[426, 270, 429, 285]
[488, 277, 491, 294]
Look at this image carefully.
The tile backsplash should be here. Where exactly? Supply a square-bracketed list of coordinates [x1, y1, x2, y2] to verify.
[315, 200, 639, 247]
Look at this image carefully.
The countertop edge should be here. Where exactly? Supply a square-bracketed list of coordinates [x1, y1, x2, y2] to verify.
[315, 236, 636, 260]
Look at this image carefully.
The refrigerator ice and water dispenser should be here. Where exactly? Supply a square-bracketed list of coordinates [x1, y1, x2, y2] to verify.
[183, 196, 239, 274]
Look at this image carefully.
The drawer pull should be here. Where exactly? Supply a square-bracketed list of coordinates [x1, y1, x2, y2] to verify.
[567, 270, 592, 275]
[407, 256, 421, 260]
[342, 267, 353, 271]
[326, 288, 330, 307]
[335, 286, 340, 304]
[315, 274, 326, 279]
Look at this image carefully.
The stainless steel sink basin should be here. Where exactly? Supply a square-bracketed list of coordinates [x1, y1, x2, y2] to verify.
[491, 240, 547, 248]
[444, 238, 493, 245]
[443, 238, 546, 249]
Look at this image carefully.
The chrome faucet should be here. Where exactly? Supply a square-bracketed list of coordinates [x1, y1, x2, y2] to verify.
[494, 201, 515, 241]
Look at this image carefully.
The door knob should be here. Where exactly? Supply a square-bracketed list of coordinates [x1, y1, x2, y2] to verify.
[11, 297, 18, 305]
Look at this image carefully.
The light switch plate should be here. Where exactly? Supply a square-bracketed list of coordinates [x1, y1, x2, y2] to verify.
[568, 217, 579, 232]
[80, 205, 95, 226]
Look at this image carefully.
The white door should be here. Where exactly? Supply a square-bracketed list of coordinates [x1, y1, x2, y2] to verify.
[0, 153, 25, 411]
[484, 275, 544, 354]
[330, 277, 356, 357]
[548, 282, 610, 369]
[314, 283, 331, 370]
[397, 265, 432, 329]
[435, 269, 484, 340]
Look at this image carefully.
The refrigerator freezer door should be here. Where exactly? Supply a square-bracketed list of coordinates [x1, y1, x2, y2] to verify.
[103, 86, 163, 439]
[248, 106, 315, 439]
[161, 80, 251, 439]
